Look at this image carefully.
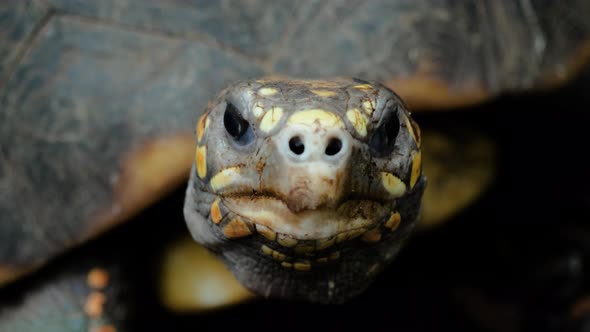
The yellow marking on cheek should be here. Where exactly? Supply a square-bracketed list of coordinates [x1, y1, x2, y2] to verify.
[259, 107, 284, 133]
[196, 145, 207, 179]
[258, 87, 278, 96]
[362, 99, 374, 115]
[210, 167, 242, 192]
[287, 109, 344, 128]
[210, 198, 223, 224]
[196, 114, 210, 143]
[385, 212, 401, 231]
[353, 84, 373, 91]
[346, 108, 368, 137]
[310, 89, 337, 97]
[223, 217, 252, 238]
[410, 150, 422, 189]
[281, 262, 293, 268]
[253, 105, 264, 118]
[381, 172, 407, 197]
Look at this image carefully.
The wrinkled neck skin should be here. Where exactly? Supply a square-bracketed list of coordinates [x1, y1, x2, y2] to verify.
[184, 78, 425, 303]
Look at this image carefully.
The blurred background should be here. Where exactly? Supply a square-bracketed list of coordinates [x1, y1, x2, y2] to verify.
[1, 1, 590, 331]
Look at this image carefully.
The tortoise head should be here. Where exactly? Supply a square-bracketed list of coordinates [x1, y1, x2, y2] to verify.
[184, 78, 425, 303]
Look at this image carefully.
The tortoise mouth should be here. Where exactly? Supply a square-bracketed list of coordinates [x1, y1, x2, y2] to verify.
[217, 196, 403, 264]
[222, 196, 392, 240]
[184, 173, 424, 302]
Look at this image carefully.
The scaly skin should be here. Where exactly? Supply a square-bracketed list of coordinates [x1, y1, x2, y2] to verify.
[184, 78, 425, 303]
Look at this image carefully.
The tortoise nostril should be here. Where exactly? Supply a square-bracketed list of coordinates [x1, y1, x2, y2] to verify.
[289, 136, 305, 155]
[325, 137, 342, 156]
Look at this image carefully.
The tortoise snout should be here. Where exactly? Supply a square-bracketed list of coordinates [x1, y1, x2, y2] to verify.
[268, 123, 354, 211]
[279, 125, 352, 163]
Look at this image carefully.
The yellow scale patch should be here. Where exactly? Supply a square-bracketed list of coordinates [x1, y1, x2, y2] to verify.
[294, 261, 311, 271]
[210, 166, 242, 192]
[381, 172, 406, 197]
[262, 245, 288, 262]
[261, 244, 288, 263]
[362, 99, 374, 115]
[196, 145, 207, 179]
[272, 251, 286, 261]
[253, 104, 265, 118]
[353, 84, 373, 91]
[196, 113, 210, 143]
[361, 228, 382, 242]
[258, 87, 278, 96]
[223, 217, 252, 238]
[255, 224, 277, 241]
[310, 89, 337, 97]
[287, 109, 344, 128]
[210, 198, 223, 224]
[277, 234, 298, 247]
[410, 150, 422, 189]
[259, 107, 284, 133]
[385, 212, 401, 231]
[261, 244, 273, 255]
[345, 108, 368, 137]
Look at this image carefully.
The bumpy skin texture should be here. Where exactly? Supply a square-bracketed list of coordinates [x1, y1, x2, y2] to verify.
[184, 78, 425, 303]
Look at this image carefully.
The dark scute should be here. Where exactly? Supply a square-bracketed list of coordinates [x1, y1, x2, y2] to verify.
[369, 106, 400, 157]
[223, 102, 254, 145]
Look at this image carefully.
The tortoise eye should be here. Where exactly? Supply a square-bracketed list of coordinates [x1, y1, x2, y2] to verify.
[369, 106, 400, 157]
[224, 102, 254, 145]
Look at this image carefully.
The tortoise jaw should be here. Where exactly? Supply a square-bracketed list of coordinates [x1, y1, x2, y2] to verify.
[211, 195, 406, 269]
[238, 210, 404, 270]
[221, 196, 391, 240]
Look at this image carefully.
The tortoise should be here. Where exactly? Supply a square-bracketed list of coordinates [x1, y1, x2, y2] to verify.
[183, 77, 426, 303]
[1, 0, 590, 330]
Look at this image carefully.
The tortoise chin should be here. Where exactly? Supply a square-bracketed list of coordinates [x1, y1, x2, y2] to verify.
[184, 169, 425, 303]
